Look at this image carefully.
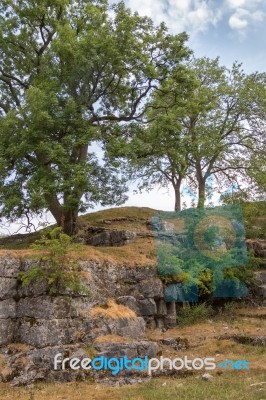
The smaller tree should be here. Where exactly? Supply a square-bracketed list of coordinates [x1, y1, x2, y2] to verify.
[20, 227, 88, 295]
[106, 66, 196, 211]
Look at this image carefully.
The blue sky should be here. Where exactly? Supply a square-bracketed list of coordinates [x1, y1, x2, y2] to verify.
[120, 0, 266, 73]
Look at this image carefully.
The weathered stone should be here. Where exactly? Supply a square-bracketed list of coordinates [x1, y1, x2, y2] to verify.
[246, 240, 266, 258]
[256, 285, 266, 298]
[15, 318, 86, 347]
[116, 296, 139, 313]
[161, 338, 177, 346]
[16, 296, 85, 319]
[94, 340, 158, 359]
[145, 316, 156, 330]
[160, 337, 188, 350]
[137, 299, 157, 316]
[0, 299, 16, 318]
[0, 278, 17, 299]
[202, 373, 213, 381]
[156, 299, 167, 316]
[160, 222, 175, 232]
[91, 316, 146, 340]
[116, 317, 146, 339]
[137, 279, 163, 299]
[0, 256, 20, 278]
[0, 319, 14, 345]
[85, 228, 137, 247]
[17, 278, 49, 297]
[164, 313, 177, 328]
[255, 271, 266, 285]
[155, 318, 165, 330]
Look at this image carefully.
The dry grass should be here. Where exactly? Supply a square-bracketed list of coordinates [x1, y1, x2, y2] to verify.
[79, 238, 157, 266]
[90, 299, 137, 320]
[7, 343, 30, 353]
[147, 306, 266, 376]
[0, 237, 157, 267]
[0, 355, 12, 381]
[0, 207, 159, 266]
[94, 334, 131, 344]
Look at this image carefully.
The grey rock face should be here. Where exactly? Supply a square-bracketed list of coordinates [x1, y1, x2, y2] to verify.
[0, 256, 21, 277]
[90, 316, 146, 340]
[0, 319, 14, 345]
[83, 227, 137, 246]
[246, 240, 266, 259]
[0, 255, 169, 385]
[0, 278, 17, 300]
[94, 340, 158, 359]
[0, 299, 16, 318]
[116, 296, 140, 313]
[137, 299, 157, 316]
[253, 270, 266, 299]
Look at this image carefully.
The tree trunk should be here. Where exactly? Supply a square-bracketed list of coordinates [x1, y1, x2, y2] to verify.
[45, 193, 79, 236]
[174, 182, 182, 212]
[197, 178, 206, 208]
[61, 209, 79, 236]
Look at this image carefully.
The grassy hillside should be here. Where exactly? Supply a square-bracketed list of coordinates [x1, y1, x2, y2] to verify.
[0, 202, 265, 265]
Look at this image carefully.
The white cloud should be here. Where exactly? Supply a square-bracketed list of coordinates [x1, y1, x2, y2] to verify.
[125, 0, 222, 36]
[122, 0, 265, 37]
[229, 13, 248, 29]
[228, 7, 248, 29]
[227, 0, 246, 9]
[228, 6, 265, 32]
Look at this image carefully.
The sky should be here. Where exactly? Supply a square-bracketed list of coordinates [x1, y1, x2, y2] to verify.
[120, 0, 266, 73]
[1, 0, 265, 234]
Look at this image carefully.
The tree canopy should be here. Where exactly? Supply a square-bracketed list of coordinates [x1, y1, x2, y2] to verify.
[0, 0, 189, 234]
[114, 57, 266, 210]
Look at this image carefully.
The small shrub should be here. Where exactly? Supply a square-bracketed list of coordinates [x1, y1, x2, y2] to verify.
[177, 303, 212, 326]
[19, 227, 89, 295]
[218, 301, 237, 318]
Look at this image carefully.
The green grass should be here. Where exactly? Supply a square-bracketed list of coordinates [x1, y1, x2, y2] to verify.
[177, 303, 212, 326]
[1, 373, 265, 400]
[121, 374, 266, 400]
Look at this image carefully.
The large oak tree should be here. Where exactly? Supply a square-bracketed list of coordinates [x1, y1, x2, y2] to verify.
[0, 0, 189, 234]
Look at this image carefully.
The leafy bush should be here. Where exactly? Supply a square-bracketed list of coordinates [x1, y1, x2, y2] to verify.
[218, 302, 237, 319]
[177, 303, 212, 326]
[20, 227, 89, 295]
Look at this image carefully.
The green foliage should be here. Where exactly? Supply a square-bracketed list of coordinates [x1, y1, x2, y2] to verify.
[177, 303, 212, 326]
[19, 227, 89, 295]
[155, 206, 252, 300]
[114, 56, 266, 210]
[0, 0, 189, 235]
[218, 302, 237, 319]
[242, 201, 266, 239]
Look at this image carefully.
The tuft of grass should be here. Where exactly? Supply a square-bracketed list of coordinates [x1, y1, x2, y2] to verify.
[218, 302, 238, 319]
[90, 299, 137, 320]
[94, 334, 131, 344]
[0, 373, 265, 400]
[177, 303, 212, 326]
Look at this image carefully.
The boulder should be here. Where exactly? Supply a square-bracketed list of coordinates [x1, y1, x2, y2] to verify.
[0, 319, 14, 345]
[0, 278, 17, 300]
[84, 227, 137, 246]
[137, 299, 157, 316]
[94, 340, 158, 359]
